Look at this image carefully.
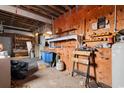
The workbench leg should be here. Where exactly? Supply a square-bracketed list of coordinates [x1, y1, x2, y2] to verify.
[85, 60, 90, 88]
[71, 62, 75, 77]
[77, 62, 79, 70]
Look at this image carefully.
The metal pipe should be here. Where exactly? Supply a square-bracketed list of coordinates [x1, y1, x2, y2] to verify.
[76, 5, 78, 13]
[3, 25, 30, 31]
[52, 16, 54, 35]
[4, 29, 34, 37]
[114, 5, 117, 32]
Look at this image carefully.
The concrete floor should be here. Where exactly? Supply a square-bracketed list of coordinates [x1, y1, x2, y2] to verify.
[12, 65, 85, 88]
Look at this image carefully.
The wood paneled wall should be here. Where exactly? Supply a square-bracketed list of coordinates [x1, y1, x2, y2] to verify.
[49, 5, 124, 86]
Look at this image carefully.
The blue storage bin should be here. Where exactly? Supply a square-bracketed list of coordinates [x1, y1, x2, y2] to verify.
[41, 52, 46, 62]
[41, 51, 55, 64]
[45, 52, 53, 63]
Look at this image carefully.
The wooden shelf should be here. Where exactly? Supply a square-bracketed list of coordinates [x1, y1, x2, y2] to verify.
[13, 34, 35, 57]
[55, 28, 77, 34]
[47, 34, 80, 43]
[92, 34, 112, 37]
[85, 33, 114, 43]
[13, 49, 28, 53]
[84, 40, 108, 42]
[91, 32, 113, 37]
[13, 49, 28, 57]
[63, 28, 77, 32]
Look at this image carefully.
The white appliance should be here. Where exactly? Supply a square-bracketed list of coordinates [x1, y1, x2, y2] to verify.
[112, 42, 124, 87]
[0, 51, 9, 58]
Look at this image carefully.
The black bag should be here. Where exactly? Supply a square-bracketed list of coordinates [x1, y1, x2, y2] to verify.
[11, 60, 28, 80]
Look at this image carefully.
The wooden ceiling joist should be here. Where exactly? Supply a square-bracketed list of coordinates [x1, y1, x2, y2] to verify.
[0, 5, 76, 33]
[35, 5, 61, 17]
[0, 14, 38, 27]
[0, 11, 41, 31]
[61, 5, 73, 11]
[0, 17, 37, 31]
[19, 5, 53, 19]
[0, 10, 42, 25]
[48, 5, 67, 14]
[0, 5, 52, 24]
[32, 5, 58, 19]
[45, 5, 63, 15]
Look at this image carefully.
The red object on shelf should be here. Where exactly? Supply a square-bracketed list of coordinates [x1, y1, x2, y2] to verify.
[108, 37, 113, 43]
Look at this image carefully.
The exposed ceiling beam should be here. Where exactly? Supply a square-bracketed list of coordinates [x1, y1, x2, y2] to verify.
[55, 6, 67, 12]
[0, 5, 52, 24]
[36, 6, 61, 17]
[0, 16, 38, 31]
[48, 5, 66, 14]
[45, 5, 63, 15]
[68, 5, 75, 9]
[32, 6, 58, 18]
[0, 15, 38, 29]
[0, 9, 44, 32]
[66, 5, 72, 10]
[19, 5, 53, 19]
[62, 5, 72, 11]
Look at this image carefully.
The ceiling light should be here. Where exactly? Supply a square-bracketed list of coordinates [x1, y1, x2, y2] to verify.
[46, 31, 52, 35]
[35, 32, 39, 36]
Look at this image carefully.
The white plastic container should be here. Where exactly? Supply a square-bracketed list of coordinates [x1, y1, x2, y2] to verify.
[56, 59, 64, 71]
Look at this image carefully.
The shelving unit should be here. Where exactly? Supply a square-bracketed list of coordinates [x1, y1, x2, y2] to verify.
[13, 34, 34, 57]
[85, 32, 114, 43]
[47, 34, 79, 43]
[47, 34, 83, 48]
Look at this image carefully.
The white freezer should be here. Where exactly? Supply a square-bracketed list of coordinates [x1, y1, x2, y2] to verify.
[112, 42, 124, 88]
